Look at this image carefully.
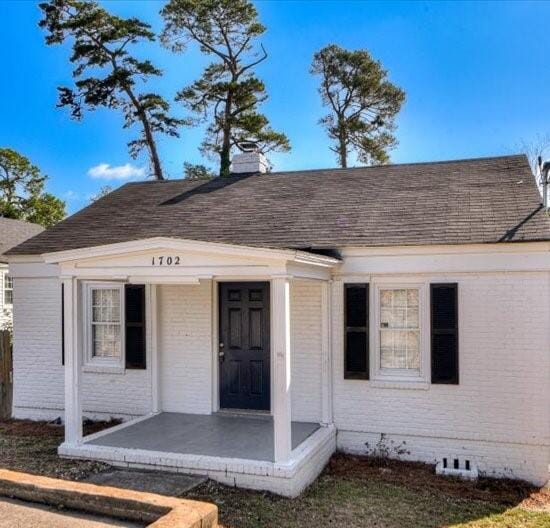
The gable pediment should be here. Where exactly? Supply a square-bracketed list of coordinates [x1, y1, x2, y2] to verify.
[42, 238, 337, 281]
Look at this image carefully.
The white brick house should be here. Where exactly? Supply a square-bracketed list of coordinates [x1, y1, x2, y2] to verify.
[6, 154, 550, 496]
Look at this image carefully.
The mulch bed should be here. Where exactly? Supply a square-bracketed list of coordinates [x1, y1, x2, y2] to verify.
[326, 453, 550, 509]
[0, 418, 120, 437]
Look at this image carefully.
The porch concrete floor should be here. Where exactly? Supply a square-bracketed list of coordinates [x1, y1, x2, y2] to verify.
[87, 412, 319, 462]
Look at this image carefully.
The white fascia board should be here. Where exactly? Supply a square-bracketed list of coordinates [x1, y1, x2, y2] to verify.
[337, 241, 550, 275]
[340, 241, 550, 257]
[42, 237, 339, 268]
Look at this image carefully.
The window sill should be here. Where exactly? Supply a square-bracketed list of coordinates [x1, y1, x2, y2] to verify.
[82, 364, 125, 375]
[370, 379, 430, 390]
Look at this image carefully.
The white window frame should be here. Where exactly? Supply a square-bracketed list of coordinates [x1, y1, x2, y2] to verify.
[3, 273, 13, 307]
[371, 279, 430, 384]
[83, 282, 125, 369]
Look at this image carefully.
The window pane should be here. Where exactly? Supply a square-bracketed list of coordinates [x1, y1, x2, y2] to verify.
[379, 288, 420, 370]
[91, 288, 120, 322]
[406, 330, 420, 368]
[90, 287, 122, 360]
[92, 324, 121, 358]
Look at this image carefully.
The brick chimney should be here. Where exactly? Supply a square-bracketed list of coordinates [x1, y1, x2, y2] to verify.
[231, 142, 268, 174]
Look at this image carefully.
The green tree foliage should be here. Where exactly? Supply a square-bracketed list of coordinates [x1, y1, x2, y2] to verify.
[183, 162, 215, 180]
[311, 44, 405, 168]
[161, 0, 290, 176]
[0, 148, 65, 228]
[39, 0, 185, 180]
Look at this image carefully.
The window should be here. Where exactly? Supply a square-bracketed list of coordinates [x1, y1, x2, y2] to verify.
[373, 282, 429, 383]
[379, 288, 420, 370]
[3, 275, 13, 305]
[85, 283, 124, 367]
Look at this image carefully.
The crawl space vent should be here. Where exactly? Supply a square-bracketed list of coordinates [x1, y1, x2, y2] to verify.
[436, 456, 478, 480]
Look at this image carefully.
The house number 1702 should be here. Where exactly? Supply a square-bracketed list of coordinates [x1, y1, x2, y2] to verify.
[152, 256, 181, 266]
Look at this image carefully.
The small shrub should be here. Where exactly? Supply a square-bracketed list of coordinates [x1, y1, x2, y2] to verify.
[365, 433, 410, 466]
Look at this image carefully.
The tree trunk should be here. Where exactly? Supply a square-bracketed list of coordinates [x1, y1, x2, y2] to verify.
[219, 92, 234, 177]
[123, 84, 164, 181]
[142, 118, 164, 181]
[220, 139, 231, 177]
[338, 132, 348, 169]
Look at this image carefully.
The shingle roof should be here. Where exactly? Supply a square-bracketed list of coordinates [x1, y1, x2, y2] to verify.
[7, 154, 550, 256]
[0, 217, 44, 262]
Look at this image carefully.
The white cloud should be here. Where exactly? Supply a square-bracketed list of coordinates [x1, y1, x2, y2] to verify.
[88, 163, 145, 181]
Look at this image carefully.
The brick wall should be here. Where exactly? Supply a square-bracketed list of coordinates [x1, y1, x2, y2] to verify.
[291, 280, 323, 422]
[332, 272, 550, 485]
[158, 282, 213, 414]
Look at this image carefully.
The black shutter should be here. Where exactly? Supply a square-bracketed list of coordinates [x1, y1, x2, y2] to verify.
[61, 283, 65, 366]
[431, 283, 458, 384]
[125, 285, 146, 369]
[344, 283, 369, 379]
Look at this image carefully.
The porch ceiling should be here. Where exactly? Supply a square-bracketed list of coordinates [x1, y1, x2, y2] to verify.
[86, 413, 319, 462]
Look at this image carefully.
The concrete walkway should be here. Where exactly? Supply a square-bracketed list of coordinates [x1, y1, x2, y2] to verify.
[88, 412, 319, 461]
[0, 498, 140, 528]
[85, 469, 206, 496]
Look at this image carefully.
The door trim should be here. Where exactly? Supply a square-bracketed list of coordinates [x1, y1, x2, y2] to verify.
[217, 281, 271, 413]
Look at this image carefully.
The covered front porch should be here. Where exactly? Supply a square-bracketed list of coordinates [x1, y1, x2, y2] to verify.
[52, 237, 339, 496]
[60, 411, 336, 496]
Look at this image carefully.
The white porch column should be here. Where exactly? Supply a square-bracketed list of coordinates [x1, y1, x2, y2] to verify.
[272, 276, 292, 462]
[320, 280, 333, 425]
[63, 276, 82, 444]
[149, 284, 161, 414]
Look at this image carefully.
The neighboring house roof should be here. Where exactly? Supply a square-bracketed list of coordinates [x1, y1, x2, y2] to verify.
[7, 154, 550, 256]
[0, 217, 44, 263]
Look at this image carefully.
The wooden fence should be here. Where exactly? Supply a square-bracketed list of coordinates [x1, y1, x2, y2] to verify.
[0, 331, 12, 419]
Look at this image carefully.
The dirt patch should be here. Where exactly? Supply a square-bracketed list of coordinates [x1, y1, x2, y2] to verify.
[519, 489, 550, 512]
[0, 419, 116, 481]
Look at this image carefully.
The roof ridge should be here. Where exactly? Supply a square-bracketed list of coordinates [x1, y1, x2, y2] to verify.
[270, 153, 528, 176]
[121, 153, 529, 185]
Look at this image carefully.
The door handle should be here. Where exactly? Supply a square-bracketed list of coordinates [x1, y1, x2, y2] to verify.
[219, 343, 225, 362]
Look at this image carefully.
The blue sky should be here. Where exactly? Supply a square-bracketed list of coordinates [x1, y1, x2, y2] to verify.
[1, 0, 549, 213]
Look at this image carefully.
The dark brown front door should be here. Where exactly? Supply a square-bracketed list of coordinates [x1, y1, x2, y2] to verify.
[219, 282, 270, 411]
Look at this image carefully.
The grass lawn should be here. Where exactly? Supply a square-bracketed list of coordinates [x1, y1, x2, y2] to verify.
[1, 420, 548, 528]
